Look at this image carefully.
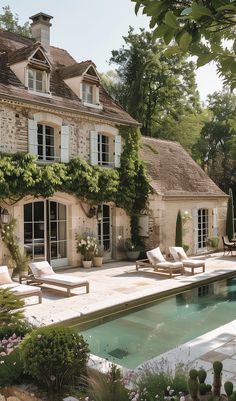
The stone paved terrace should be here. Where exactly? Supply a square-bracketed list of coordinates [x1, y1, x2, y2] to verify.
[21, 252, 236, 379]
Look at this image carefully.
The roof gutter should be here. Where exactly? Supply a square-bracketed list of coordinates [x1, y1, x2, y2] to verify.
[0, 91, 141, 127]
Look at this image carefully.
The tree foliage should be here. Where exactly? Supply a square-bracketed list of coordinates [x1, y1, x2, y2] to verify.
[175, 210, 183, 247]
[132, 0, 236, 88]
[226, 189, 235, 240]
[193, 91, 236, 193]
[0, 5, 31, 37]
[105, 27, 201, 141]
[0, 289, 24, 327]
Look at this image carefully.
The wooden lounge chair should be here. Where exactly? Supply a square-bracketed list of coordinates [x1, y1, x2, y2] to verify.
[21, 261, 89, 297]
[222, 236, 236, 255]
[169, 247, 205, 275]
[136, 246, 183, 277]
[0, 266, 42, 303]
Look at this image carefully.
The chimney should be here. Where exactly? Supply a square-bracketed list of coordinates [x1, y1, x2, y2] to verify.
[30, 12, 53, 54]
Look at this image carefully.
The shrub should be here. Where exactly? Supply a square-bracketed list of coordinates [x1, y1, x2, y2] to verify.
[0, 321, 32, 340]
[0, 288, 25, 327]
[0, 348, 24, 386]
[175, 210, 183, 247]
[87, 365, 130, 401]
[137, 364, 188, 401]
[20, 326, 89, 391]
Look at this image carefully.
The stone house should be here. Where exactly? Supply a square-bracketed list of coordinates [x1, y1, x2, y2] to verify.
[140, 137, 228, 255]
[0, 13, 139, 268]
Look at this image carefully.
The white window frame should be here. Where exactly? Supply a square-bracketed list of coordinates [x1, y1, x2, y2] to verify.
[27, 68, 49, 94]
[97, 133, 114, 167]
[197, 208, 209, 250]
[82, 82, 94, 104]
[37, 124, 55, 162]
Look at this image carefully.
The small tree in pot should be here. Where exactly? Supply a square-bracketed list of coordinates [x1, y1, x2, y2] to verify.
[93, 244, 104, 267]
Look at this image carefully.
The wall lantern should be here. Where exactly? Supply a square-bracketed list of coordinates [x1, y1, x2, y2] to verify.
[0, 207, 10, 224]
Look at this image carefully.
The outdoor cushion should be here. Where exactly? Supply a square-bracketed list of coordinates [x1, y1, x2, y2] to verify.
[39, 274, 87, 286]
[156, 261, 183, 269]
[30, 261, 55, 277]
[2, 283, 41, 295]
[182, 259, 205, 267]
[169, 247, 188, 261]
[147, 247, 166, 265]
[0, 266, 13, 285]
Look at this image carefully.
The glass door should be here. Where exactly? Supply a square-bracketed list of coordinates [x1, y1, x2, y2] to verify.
[197, 209, 209, 250]
[98, 204, 112, 260]
[24, 200, 68, 268]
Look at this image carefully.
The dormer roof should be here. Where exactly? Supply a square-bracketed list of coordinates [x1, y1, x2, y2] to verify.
[8, 42, 51, 69]
[60, 60, 100, 81]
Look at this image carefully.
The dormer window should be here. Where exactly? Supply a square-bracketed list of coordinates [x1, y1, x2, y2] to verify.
[82, 83, 93, 104]
[28, 68, 44, 92]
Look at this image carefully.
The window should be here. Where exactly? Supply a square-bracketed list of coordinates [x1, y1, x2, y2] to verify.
[37, 124, 55, 161]
[197, 209, 209, 249]
[98, 134, 111, 166]
[28, 69, 45, 92]
[82, 83, 94, 104]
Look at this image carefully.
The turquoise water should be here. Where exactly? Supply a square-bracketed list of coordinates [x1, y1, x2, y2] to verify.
[73, 278, 236, 368]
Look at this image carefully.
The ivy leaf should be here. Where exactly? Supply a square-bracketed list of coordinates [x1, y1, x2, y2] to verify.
[144, 1, 165, 17]
[179, 31, 192, 51]
[164, 11, 179, 29]
[191, 2, 213, 19]
[153, 24, 168, 38]
[164, 28, 176, 45]
[164, 45, 182, 57]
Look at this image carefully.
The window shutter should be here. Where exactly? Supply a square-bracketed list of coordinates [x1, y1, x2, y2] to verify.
[212, 208, 218, 237]
[90, 131, 98, 165]
[28, 119, 38, 156]
[114, 135, 122, 168]
[192, 208, 198, 254]
[61, 125, 70, 163]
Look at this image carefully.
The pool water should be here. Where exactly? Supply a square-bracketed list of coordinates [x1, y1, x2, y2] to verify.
[73, 278, 236, 369]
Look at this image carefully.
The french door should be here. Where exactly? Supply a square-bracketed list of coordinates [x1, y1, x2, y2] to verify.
[98, 204, 112, 260]
[197, 209, 209, 250]
[24, 200, 68, 268]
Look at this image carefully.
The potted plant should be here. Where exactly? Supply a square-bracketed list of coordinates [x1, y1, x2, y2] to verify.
[207, 236, 220, 250]
[76, 233, 98, 268]
[124, 238, 141, 261]
[93, 244, 104, 267]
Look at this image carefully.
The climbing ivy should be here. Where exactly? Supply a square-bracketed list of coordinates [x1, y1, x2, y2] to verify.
[0, 128, 150, 216]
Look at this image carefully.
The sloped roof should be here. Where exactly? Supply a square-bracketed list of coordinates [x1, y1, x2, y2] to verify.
[60, 61, 97, 79]
[0, 29, 138, 126]
[141, 137, 227, 198]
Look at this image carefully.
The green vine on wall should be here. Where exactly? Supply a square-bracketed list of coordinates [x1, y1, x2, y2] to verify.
[0, 128, 150, 217]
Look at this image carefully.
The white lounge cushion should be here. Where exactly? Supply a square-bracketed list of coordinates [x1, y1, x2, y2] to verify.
[38, 274, 87, 286]
[1, 283, 40, 295]
[169, 247, 188, 261]
[147, 247, 165, 265]
[182, 259, 205, 268]
[30, 261, 55, 277]
[156, 261, 183, 269]
[0, 266, 13, 285]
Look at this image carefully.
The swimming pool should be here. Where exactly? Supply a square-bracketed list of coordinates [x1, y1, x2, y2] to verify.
[73, 277, 236, 369]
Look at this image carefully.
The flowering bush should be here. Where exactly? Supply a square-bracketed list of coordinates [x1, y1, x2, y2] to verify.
[76, 233, 98, 261]
[0, 333, 24, 385]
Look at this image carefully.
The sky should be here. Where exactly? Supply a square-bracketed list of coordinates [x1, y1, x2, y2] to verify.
[1, 0, 223, 102]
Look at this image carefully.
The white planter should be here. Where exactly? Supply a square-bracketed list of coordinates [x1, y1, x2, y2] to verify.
[82, 260, 92, 268]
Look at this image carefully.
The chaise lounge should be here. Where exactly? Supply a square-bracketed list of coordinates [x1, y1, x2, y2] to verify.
[21, 261, 90, 297]
[136, 246, 184, 277]
[0, 265, 42, 304]
[169, 247, 205, 275]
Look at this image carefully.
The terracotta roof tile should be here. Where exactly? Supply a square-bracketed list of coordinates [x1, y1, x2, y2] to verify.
[141, 137, 227, 197]
[60, 61, 96, 79]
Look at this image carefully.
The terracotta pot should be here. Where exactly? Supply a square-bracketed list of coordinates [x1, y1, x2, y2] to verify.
[82, 260, 92, 268]
[93, 256, 103, 267]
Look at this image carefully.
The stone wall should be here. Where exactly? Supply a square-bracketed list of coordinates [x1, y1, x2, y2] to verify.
[0, 386, 43, 401]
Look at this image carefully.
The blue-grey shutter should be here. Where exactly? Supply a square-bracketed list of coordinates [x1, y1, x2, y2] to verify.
[61, 126, 70, 163]
[28, 119, 38, 156]
[212, 208, 218, 237]
[114, 135, 122, 168]
[90, 131, 98, 165]
[192, 208, 198, 254]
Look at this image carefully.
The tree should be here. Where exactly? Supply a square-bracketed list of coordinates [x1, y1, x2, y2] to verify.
[192, 91, 236, 192]
[107, 27, 201, 140]
[0, 5, 31, 37]
[226, 189, 235, 240]
[132, 0, 236, 88]
[175, 210, 183, 247]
